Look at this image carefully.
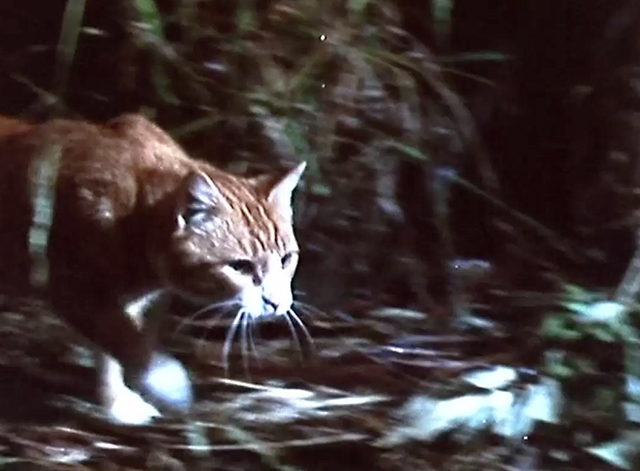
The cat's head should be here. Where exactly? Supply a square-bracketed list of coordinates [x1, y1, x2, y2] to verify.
[159, 162, 306, 318]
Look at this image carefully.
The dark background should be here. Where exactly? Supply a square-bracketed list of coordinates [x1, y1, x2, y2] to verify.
[1, 0, 639, 312]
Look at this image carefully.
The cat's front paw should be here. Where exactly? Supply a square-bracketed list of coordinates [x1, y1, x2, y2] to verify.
[135, 352, 193, 415]
[107, 386, 161, 425]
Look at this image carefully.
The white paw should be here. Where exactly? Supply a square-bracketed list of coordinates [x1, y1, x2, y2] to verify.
[107, 387, 161, 426]
[138, 353, 193, 413]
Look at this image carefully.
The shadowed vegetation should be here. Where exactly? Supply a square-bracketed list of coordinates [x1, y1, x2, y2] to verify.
[0, 0, 640, 470]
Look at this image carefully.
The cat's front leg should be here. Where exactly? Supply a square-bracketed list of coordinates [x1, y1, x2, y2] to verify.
[51, 285, 193, 424]
[120, 290, 194, 421]
[98, 351, 161, 425]
[98, 349, 193, 425]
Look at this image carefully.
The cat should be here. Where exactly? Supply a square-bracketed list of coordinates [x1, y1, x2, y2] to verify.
[0, 113, 306, 425]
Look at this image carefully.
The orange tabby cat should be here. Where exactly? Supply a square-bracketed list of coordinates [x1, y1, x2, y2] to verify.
[0, 113, 306, 425]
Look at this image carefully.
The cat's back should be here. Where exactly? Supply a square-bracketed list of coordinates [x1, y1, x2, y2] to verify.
[0, 113, 192, 287]
[0, 113, 190, 171]
[0, 115, 34, 140]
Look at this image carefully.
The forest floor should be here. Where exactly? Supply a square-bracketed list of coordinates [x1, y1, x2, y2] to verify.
[0, 294, 623, 471]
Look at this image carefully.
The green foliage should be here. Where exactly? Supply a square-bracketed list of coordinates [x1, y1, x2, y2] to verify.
[55, 0, 87, 99]
[134, 0, 163, 33]
[432, 0, 452, 43]
[538, 285, 640, 444]
[132, 0, 179, 104]
[236, 0, 258, 32]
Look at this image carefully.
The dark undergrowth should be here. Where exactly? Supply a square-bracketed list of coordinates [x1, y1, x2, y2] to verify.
[1, 0, 640, 470]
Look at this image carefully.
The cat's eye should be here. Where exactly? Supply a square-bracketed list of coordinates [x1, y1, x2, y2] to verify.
[227, 259, 255, 275]
[178, 206, 209, 231]
[281, 251, 298, 268]
[180, 208, 203, 225]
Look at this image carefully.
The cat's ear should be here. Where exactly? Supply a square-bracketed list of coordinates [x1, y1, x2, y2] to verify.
[177, 170, 228, 230]
[185, 171, 224, 208]
[264, 162, 306, 211]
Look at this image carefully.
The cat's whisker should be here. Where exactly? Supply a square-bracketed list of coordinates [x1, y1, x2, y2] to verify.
[192, 307, 237, 360]
[193, 306, 234, 350]
[206, 305, 237, 328]
[247, 315, 261, 367]
[292, 300, 327, 318]
[223, 310, 245, 376]
[288, 308, 316, 354]
[283, 310, 304, 360]
[293, 300, 356, 324]
[175, 305, 233, 348]
[173, 299, 239, 337]
[188, 299, 239, 326]
[189, 299, 239, 320]
[240, 311, 251, 377]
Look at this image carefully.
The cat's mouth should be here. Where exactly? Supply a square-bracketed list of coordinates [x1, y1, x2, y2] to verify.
[219, 304, 313, 375]
[174, 288, 313, 375]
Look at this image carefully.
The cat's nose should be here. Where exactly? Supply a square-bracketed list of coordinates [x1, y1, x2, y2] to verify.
[261, 295, 280, 315]
[262, 295, 290, 316]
